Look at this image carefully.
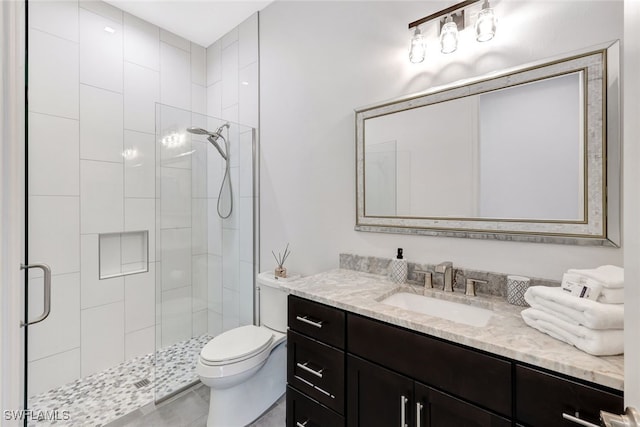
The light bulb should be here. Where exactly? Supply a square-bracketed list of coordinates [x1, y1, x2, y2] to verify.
[409, 27, 426, 64]
[440, 17, 458, 54]
[476, 0, 497, 42]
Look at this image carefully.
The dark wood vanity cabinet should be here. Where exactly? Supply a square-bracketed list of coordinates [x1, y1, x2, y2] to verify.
[286, 295, 623, 427]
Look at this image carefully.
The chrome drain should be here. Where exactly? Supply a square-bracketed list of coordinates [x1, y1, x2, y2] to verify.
[133, 378, 151, 389]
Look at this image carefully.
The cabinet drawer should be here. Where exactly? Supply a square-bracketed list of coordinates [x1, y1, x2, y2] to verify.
[287, 386, 345, 427]
[288, 330, 345, 414]
[516, 365, 623, 427]
[347, 313, 512, 417]
[288, 295, 345, 348]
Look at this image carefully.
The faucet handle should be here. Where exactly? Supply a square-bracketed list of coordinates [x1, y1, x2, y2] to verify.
[465, 278, 488, 297]
[414, 269, 433, 288]
[435, 261, 453, 273]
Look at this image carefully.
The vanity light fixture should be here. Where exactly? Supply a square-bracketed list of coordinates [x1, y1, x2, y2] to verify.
[409, 27, 426, 63]
[408, 0, 498, 63]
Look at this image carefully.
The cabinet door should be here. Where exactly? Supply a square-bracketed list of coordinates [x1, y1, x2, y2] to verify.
[414, 382, 511, 427]
[347, 355, 413, 427]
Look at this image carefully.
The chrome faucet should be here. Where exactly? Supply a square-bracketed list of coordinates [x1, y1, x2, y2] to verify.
[435, 262, 455, 292]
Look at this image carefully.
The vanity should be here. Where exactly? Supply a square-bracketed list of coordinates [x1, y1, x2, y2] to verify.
[282, 269, 624, 427]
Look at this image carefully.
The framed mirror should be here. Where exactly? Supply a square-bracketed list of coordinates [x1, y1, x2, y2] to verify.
[355, 41, 620, 246]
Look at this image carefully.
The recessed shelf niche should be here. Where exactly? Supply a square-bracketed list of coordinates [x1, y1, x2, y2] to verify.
[98, 230, 149, 279]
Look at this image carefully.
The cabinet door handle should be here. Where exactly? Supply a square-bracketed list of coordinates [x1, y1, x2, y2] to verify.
[562, 412, 599, 427]
[400, 395, 408, 427]
[296, 315, 324, 328]
[296, 361, 324, 378]
[296, 420, 309, 427]
[416, 402, 424, 427]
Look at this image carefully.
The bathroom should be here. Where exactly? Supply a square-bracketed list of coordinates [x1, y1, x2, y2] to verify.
[1, 0, 639, 426]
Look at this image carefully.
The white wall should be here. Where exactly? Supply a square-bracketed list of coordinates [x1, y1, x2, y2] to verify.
[259, 1, 623, 280]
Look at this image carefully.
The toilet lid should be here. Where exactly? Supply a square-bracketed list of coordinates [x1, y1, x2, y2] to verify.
[200, 325, 274, 364]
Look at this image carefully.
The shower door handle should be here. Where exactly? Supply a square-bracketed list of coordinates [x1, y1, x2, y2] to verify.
[21, 263, 52, 327]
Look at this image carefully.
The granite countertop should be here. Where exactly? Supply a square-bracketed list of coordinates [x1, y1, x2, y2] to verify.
[278, 268, 624, 391]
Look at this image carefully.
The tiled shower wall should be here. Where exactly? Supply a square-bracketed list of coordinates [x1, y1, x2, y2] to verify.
[205, 14, 259, 336]
[27, 0, 208, 396]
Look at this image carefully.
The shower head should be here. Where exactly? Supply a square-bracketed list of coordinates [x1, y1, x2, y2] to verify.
[186, 123, 230, 161]
[186, 127, 214, 136]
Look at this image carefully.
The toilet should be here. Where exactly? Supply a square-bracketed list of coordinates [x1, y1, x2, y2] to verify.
[196, 272, 290, 426]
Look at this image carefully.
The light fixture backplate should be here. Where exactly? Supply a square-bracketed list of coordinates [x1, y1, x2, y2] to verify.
[439, 10, 465, 34]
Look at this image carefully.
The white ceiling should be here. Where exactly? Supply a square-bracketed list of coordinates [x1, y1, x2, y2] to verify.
[104, 0, 272, 47]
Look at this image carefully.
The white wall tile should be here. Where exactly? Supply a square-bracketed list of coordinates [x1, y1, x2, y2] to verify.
[125, 198, 156, 262]
[79, 0, 122, 23]
[28, 113, 79, 196]
[222, 288, 239, 332]
[29, 29, 79, 119]
[239, 62, 258, 128]
[81, 301, 124, 376]
[160, 228, 192, 290]
[192, 310, 207, 337]
[158, 104, 191, 169]
[207, 310, 222, 337]
[99, 233, 121, 277]
[81, 234, 124, 308]
[191, 84, 206, 115]
[207, 199, 222, 256]
[160, 42, 191, 111]
[239, 131, 253, 198]
[80, 84, 123, 162]
[206, 82, 222, 120]
[124, 130, 155, 198]
[125, 263, 155, 333]
[221, 27, 238, 49]
[239, 13, 258, 69]
[221, 104, 239, 128]
[161, 286, 192, 346]
[226, 115, 240, 168]
[221, 43, 239, 108]
[79, 8, 123, 92]
[206, 40, 221, 86]
[192, 198, 207, 255]
[159, 29, 190, 52]
[208, 255, 222, 313]
[191, 43, 206, 86]
[125, 326, 155, 360]
[191, 140, 208, 199]
[80, 160, 124, 234]
[29, 196, 80, 275]
[222, 228, 239, 290]
[239, 261, 254, 326]
[239, 197, 254, 263]
[160, 167, 191, 229]
[124, 62, 159, 134]
[29, 0, 79, 42]
[28, 273, 80, 361]
[123, 13, 159, 71]
[28, 349, 80, 396]
[192, 254, 207, 312]
[207, 142, 223, 199]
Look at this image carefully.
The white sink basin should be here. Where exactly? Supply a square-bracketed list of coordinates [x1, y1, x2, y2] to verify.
[380, 292, 494, 327]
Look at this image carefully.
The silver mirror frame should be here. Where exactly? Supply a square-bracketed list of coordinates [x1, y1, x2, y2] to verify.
[355, 41, 620, 247]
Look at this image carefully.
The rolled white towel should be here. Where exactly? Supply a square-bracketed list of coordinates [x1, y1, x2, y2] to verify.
[598, 287, 625, 305]
[521, 308, 623, 356]
[567, 265, 624, 289]
[524, 286, 624, 330]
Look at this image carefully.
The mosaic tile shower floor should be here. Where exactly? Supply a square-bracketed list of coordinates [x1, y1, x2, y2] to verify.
[28, 334, 212, 427]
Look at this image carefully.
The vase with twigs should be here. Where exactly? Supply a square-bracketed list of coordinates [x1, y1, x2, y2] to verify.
[272, 243, 291, 278]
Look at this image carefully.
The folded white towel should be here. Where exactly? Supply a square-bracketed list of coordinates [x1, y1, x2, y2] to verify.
[521, 308, 623, 356]
[598, 287, 625, 304]
[567, 265, 624, 289]
[524, 286, 624, 330]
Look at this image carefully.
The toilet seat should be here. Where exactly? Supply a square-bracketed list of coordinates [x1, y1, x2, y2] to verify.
[200, 325, 274, 366]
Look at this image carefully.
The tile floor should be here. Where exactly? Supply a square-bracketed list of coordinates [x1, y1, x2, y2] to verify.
[28, 335, 212, 426]
[106, 384, 286, 427]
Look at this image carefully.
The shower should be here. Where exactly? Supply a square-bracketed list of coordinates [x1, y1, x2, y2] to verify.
[187, 123, 233, 218]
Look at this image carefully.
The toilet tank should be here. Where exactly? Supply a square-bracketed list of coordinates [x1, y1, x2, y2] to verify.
[257, 272, 291, 333]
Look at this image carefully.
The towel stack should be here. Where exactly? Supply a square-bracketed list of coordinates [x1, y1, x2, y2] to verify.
[521, 265, 624, 356]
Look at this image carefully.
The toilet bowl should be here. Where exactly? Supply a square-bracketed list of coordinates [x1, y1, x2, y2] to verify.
[197, 272, 292, 426]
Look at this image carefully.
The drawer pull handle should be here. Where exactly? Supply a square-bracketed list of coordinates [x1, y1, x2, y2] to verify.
[562, 412, 599, 427]
[400, 395, 408, 427]
[293, 375, 336, 399]
[297, 361, 324, 378]
[296, 420, 309, 427]
[416, 402, 424, 427]
[296, 315, 324, 328]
